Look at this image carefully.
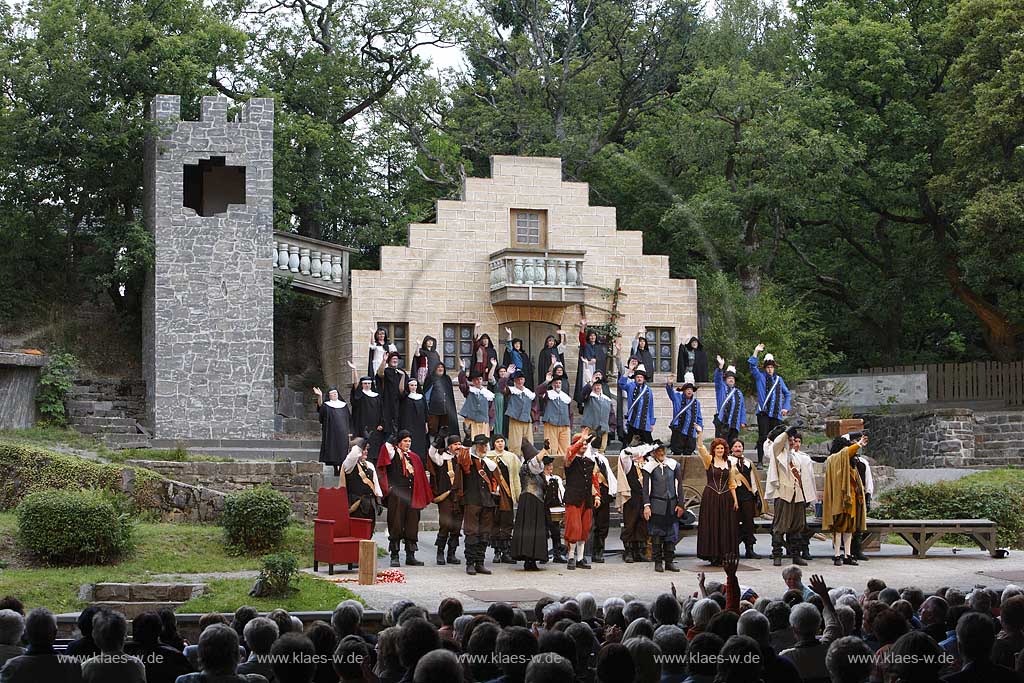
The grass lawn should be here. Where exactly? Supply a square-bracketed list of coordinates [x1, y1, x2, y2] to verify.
[960, 469, 1024, 485]
[181, 576, 360, 613]
[104, 447, 234, 464]
[0, 426, 104, 452]
[0, 513, 346, 613]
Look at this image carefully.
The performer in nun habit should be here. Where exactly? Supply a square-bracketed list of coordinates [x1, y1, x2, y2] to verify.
[563, 428, 601, 570]
[458, 434, 499, 575]
[376, 351, 406, 437]
[426, 434, 465, 566]
[642, 441, 686, 572]
[543, 455, 567, 563]
[471, 324, 499, 381]
[458, 360, 494, 439]
[504, 370, 536, 458]
[503, 328, 536, 390]
[765, 425, 817, 566]
[423, 361, 459, 439]
[485, 434, 520, 564]
[368, 328, 397, 390]
[511, 438, 552, 570]
[615, 341, 656, 444]
[821, 433, 869, 566]
[630, 330, 657, 383]
[398, 376, 428, 461]
[342, 437, 382, 529]
[618, 443, 654, 564]
[313, 385, 351, 477]
[574, 318, 609, 404]
[536, 331, 567, 388]
[665, 380, 702, 456]
[729, 438, 764, 560]
[695, 434, 740, 567]
[588, 438, 618, 563]
[347, 361, 386, 463]
[488, 365, 509, 437]
[749, 344, 791, 468]
[713, 357, 746, 444]
[676, 336, 709, 384]
[536, 373, 573, 456]
[376, 430, 432, 567]
[577, 376, 615, 453]
[411, 336, 441, 386]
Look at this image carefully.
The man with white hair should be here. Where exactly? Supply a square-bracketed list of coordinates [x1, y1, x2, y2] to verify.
[575, 593, 597, 622]
[0, 611, 24, 669]
[81, 610, 145, 683]
[780, 575, 844, 683]
[689, 598, 721, 639]
[0, 608, 82, 682]
[237, 617, 278, 681]
[737, 609, 803, 683]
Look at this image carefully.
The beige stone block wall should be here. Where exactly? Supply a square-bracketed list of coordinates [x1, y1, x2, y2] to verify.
[320, 155, 710, 436]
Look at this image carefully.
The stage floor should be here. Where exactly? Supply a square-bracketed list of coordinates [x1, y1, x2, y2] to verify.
[308, 529, 1021, 611]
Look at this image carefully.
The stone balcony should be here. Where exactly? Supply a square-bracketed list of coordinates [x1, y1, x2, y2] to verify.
[489, 248, 586, 306]
[273, 231, 354, 298]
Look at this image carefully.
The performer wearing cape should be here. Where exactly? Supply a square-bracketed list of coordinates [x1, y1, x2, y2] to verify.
[618, 442, 655, 563]
[615, 342, 656, 444]
[750, 344, 792, 467]
[676, 336, 709, 384]
[458, 434, 500, 576]
[368, 328, 397, 390]
[411, 336, 441, 386]
[577, 376, 615, 453]
[641, 441, 686, 572]
[485, 434, 518, 565]
[458, 364, 494, 439]
[563, 428, 601, 570]
[822, 433, 869, 566]
[665, 381, 702, 456]
[471, 330, 499, 380]
[537, 374, 572, 456]
[504, 370, 536, 458]
[713, 359, 746, 444]
[629, 331, 656, 383]
[729, 438, 764, 560]
[588, 442, 618, 564]
[314, 385, 351, 477]
[377, 351, 406, 437]
[574, 318, 609, 404]
[536, 332, 566, 388]
[348, 362, 386, 463]
[510, 438, 552, 570]
[427, 433, 465, 566]
[398, 376, 429, 460]
[503, 328, 536, 390]
[423, 361, 459, 439]
[376, 430, 432, 568]
[342, 438, 382, 527]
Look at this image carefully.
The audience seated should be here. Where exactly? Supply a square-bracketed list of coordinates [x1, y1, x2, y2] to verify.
[0, 611, 24, 670]
[0, 608, 83, 682]
[126, 611, 192, 683]
[237, 617, 279, 682]
[176, 623, 268, 682]
[80, 609, 145, 683]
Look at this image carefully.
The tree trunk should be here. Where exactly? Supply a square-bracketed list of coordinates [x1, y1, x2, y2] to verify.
[942, 259, 1021, 360]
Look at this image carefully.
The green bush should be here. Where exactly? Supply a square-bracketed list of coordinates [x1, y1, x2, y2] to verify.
[17, 489, 135, 565]
[35, 352, 77, 426]
[0, 441, 163, 510]
[875, 480, 1024, 549]
[222, 486, 293, 553]
[252, 552, 299, 597]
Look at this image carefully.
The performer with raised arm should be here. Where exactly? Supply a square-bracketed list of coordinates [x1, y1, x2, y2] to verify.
[376, 430, 431, 568]
[765, 425, 816, 566]
[665, 380, 702, 455]
[368, 328, 397, 389]
[504, 368, 536, 458]
[574, 318, 608, 403]
[423, 361, 458, 439]
[313, 385, 351, 477]
[342, 437, 381, 530]
[630, 330, 656, 383]
[458, 434, 499, 576]
[398, 376, 428, 466]
[426, 434, 464, 566]
[676, 336, 709, 384]
[563, 428, 600, 570]
[376, 351, 406, 437]
[536, 371, 573, 456]
[471, 324, 499, 381]
[729, 438, 764, 560]
[616, 340, 656, 444]
[348, 361, 385, 462]
[511, 439, 552, 571]
[577, 376, 615, 453]
[411, 336, 441, 386]
[536, 331, 566, 388]
[713, 357, 746, 444]
[503, 328, 536, 390]
[822, 433, 870, 566]
[642, 440, 686, 572]
[458, 359, 494, 439]
[485, 435, 520, 565]
[750, 344, 791, 468]
[695, 433, 739, 567]
[618, 443, 654, 564]
[489, 365, 509, 437]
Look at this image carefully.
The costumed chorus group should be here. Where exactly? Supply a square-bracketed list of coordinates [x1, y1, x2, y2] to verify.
[311, 322, 874, 575]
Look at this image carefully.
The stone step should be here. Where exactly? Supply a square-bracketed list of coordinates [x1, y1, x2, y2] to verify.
[69, 416, 138, 428]
[90, 601, 185, 618]
[74, 424, 137, 435]
[102, 434, 151, 449]
[89, 582, 206, 602]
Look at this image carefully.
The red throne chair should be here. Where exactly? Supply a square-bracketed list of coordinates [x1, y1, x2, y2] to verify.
[313, 487, 375, 575]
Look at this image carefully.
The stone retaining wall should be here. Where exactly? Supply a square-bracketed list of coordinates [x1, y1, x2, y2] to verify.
[126, 460, 323, 519]
[861, 409, 1024, 468]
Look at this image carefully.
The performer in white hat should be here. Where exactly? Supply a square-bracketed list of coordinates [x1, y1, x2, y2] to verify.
[750, 343, 791, 468]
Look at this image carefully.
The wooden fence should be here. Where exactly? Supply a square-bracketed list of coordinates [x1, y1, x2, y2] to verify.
[858, 362, 1024, 407]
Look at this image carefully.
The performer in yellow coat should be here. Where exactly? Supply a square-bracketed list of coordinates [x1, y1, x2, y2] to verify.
[822, 433, 869, 566]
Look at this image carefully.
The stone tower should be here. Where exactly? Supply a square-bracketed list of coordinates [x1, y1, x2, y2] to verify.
[142, 95, 275, 439]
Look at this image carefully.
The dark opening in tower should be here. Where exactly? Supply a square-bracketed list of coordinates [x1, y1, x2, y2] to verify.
[183, 156, 246, 217]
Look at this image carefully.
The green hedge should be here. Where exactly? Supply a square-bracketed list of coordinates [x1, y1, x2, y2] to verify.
[17, 489, 135, 565]
[875, 479, 1024, 549]
[0, 441, 163, 511]
[222, 486, 293, 553]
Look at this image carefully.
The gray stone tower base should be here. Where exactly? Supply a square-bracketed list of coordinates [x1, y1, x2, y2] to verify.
[142, 95, 275, 439]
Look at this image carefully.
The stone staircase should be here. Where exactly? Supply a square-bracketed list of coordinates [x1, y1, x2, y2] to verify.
[66, 378, 149, 448]
[79, 582, 206, 618]
[971, 411, 1024, 467]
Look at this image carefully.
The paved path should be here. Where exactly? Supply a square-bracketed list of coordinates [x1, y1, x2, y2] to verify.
[891, 468, 977, 486]
[305, 529, 1023, 611]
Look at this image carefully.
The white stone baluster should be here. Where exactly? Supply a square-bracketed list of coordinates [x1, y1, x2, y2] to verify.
[568, 260, 580, 286]
[278, 241, 290, 270]
[557, 259, 567, 285]
[546, 258, 556, 285]
[299, 248, 310, 275]
[310, 250, 322, 278]
[331, 254, 343, 282]
[288, 244, 300, 273]
[272, 241, 278, 269]
[513, 258, 524, 284]
[523, 259, 534, 285]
